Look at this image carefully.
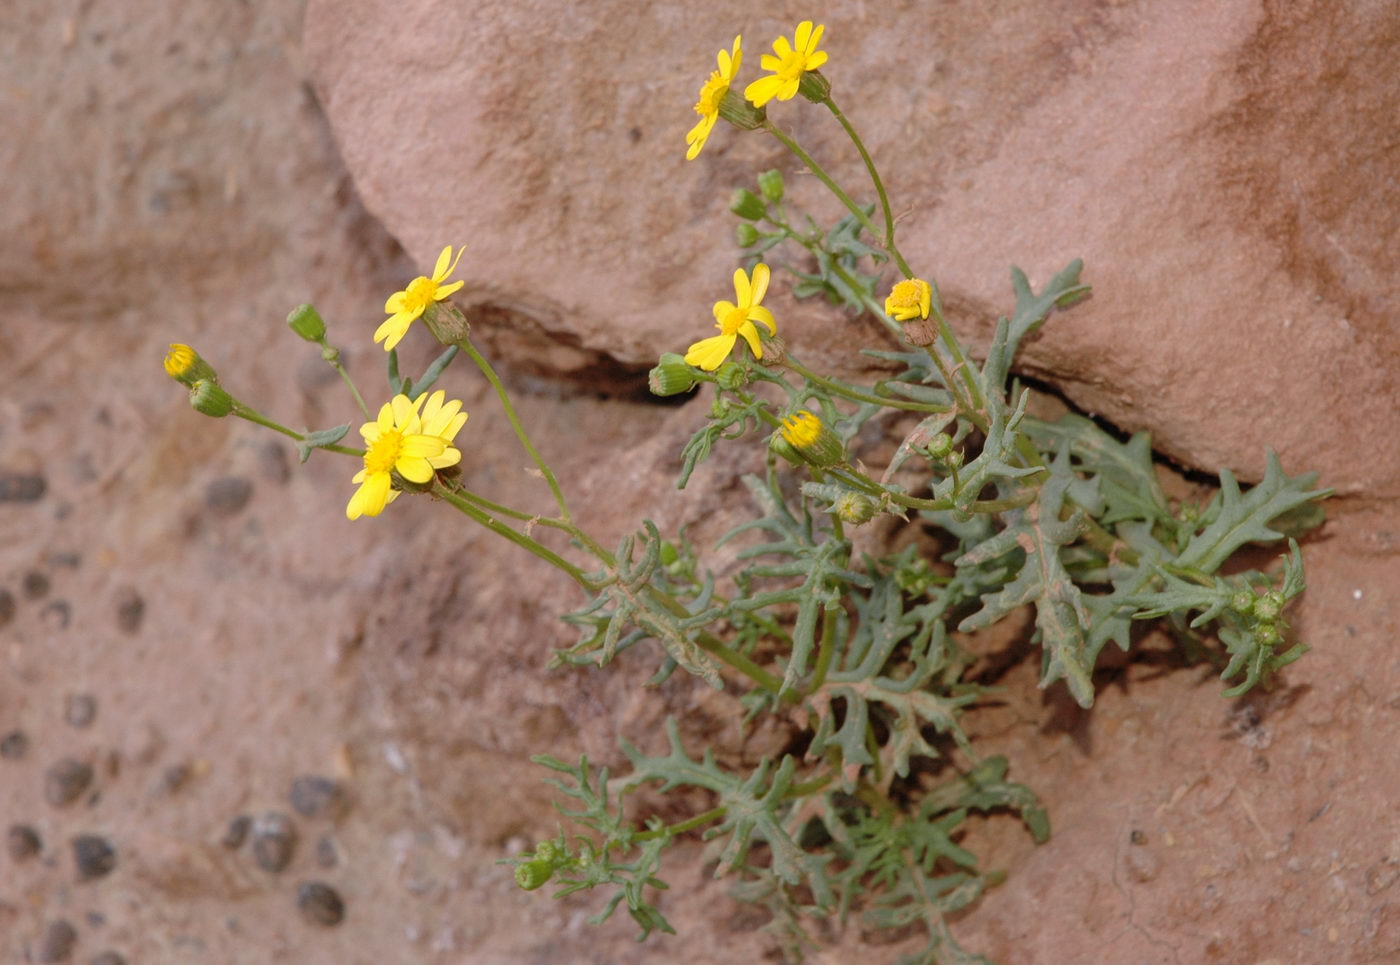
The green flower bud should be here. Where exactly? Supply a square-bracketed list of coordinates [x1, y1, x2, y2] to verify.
[709, 398, 731, 420]
[757, 169, 785, 203]
[286, 303, 326, 342]
[780, 411, 845, 468]
[1230, 591, 1256, 615]
[735, 223, 761, 247]
[189, 379, 234, 418]
[1257, 624, 1283, 647]
[925, 433, 954, 459]
[769, 433, 801, 465]
[834, 492, 877, 525]
[421, 301, 471, 345]
[945, 449, 964, 470]
[798, 69, 832, 104]
[1254, 591, 1284, 622]
[715, 361, 749, 390]
[163, 343, 219, 387]
[729, 188, 767, 221]
[649, 353, 699, 397]
[514, 860, 554, 891]
[718, 89, 766, 130]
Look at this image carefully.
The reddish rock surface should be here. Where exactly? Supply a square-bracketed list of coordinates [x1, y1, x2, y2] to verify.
[1, 1, 1397, 964]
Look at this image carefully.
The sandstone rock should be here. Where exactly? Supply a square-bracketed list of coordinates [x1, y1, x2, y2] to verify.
[304, 0, 1400, 495]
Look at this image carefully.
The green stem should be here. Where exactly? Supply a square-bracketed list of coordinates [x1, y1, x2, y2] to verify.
[782, 355, 950, 414]
[823, 96, 910, 276]
[635, 806, 727, 841]
[808, 607, 839, 694]
[433, 482, 593, 589]
[318, 340, 372, 420]
[232, 405, 364, 456]
[457, 337, 572, 522]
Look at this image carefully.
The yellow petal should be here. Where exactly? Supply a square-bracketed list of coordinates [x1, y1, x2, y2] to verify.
[712, 299, 736, 325]
[347, 471, 391, 520]
[737, 321, 763, 360]
[684, 333, 737, 371]
[351, 468, 367, 483]
[773, 35, 794, 59]
[794, 21, 812, 53]
[749, 262, 771, 305]
[433, 244, 465, 282]
[434, 279, 464, 300]
[395, 456, 435, 484]
[441, 411, 468, 442]
[376, 401, 395, 432]
[777, 76, 801, 102]
[727, 36, 742, 80]
[744, 74, 784, 108]
[384, 290, 408, 314]
[374, 314, 409, 346]
[748, 305, 777, 335]
[807, 50, 828, 71]
[390, 394, 419, 429]
[686, 115, 716, 160]
[759, 53, 783, 73]
[359, 422, 381, 443]
[400, 434, 447, 459]
[732, 267, 751, 305]
[427, 446, 462, 470]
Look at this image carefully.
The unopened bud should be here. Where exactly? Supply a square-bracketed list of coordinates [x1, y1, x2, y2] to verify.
[798, 69, 831, 104]
[715, 361, 749, 390]
[834, 492, 877, 525]
[287, 303, 326, 342]
[189, 379, 234, 418]
[757, 169, 784, 203]
[514, 860, 554, 891]
[1254, 591, 1284, 622]
[735, 223, 761, 247]
[709, 398, 731, 420]
[925, 433, 954, 459]
[759, 334, 786, 365]
[163, 343, 218, 387]
[780, 411, 845, 468]
[649, 354, 699, 397]
[729, 188, 767, 221]
[421, 301, 470, 345]
[1230, 591, 1256, 615]
[1256, 624, 1283, 647]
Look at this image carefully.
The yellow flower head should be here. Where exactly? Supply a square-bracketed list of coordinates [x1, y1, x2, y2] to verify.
[684, 263, 777, 371]
[686, 36, 742, 161]
[163, 343, 218, 386]
[347, 390, 469, 520]
[375, 245, 467, 352]
[780, 410, 823, 449]
[884, 278, 932, 322]
[744, 20, 828, 108]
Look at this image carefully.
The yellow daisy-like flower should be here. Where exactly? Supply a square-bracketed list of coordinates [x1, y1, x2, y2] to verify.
[686, 36, 742, 161]
[744, 20, 828, 108]
[375, 245, 467, 352]
[780, 410, 823, 448]
[346, 390, 469, 520]
[684, 264, 777, 371]
[884, 278, 932, 322]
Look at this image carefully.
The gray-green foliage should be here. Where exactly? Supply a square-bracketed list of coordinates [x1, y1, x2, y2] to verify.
[505, 184, 1329, 962]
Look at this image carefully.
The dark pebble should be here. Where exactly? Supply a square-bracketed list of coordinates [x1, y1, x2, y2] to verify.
[114, 588, 143, 634]
[23, 570, 51, 599]
[90, 954, 126, 965]
[0, 587, 14, 627]
[6, 823, 42, 861]
[251, 811, 297, 872]
[315, 835, 339, 869]
[45, 758, 94, 807]
[204, 476, 253, 516]
[0, 472, 46, 502]
[296, 881, 345, 926]
[65, 694, 98, 729]
[33, 919, 77, 963]
[72, 834, 117, 880]
[221, 814, 251, 850]
[0, 730, 28, 759]
[1130, 829, 1148, 846]
[289, 775, 348, 820]
[156, 763, 190, 796]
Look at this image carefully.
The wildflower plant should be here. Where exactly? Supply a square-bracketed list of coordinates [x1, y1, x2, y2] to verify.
[164, 19, 1330, 964]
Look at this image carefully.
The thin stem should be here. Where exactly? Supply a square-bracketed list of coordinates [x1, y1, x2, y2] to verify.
[782, 356, 950, 414]
[457, 337, 572, 521]
[232, 405, 364, 456]
[634, 806, 727, 842]
[808, 607, 839, 695]
[823, 96, 905, 273]
[318, 340, 371, 420]
[433, 482, 593, 589]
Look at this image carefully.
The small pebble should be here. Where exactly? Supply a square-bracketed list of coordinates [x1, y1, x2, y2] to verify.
[23, 570, 51, 599]
[296, 881, 345, 926]
[65, 694, 98, 729]
[45, 759, 94, 807]
[0, 587, 14, 627]
[33, 919, 77, 963]
[7, 824, 42, 861]
[156, 763, 190, 796]
[41, 600, 72, 630]
[0, 730, 28, 759]
[251, 811, 297, 872]
[221, 815, 251, 850]
[289, 775, 348, 820]
[72, 834, 117, 880]
[114, 587, 143, 634]
[204, 476, 253, 516]
[315, 835, 339, 869]
[1129, 829, 1148, 846]
[0, 471, 46, 502]
[89, 953, 125, 965]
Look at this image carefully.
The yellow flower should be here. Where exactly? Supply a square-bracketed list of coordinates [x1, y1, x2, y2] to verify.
[684, 264, 777, 371]
[744, 20, 827, 108]
[375, 246, 467, 352]
[347, 390, 468, 520]
[780, 410, 822, 448]
[884, 278, 932, 322]
[687, 36, 742, 160]
[163, 343, 218, 386]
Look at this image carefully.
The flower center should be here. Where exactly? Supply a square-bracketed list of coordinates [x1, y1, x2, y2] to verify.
[403, 276, 438, 311]
[694, 72, 728, 117]
[719, 306, 748, 335]
[364, 429, 405, 475]
[888, 280, 923, 310]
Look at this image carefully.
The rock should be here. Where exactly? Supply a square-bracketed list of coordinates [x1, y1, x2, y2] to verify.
[114, 587, 144, 634]
[0, 730, 28, 759]
[251, 811, 297, 872]
[204, 475, 253, 516]
[296, 881, 345, 926]
[0, 472, 45, 502]
[221, 815, 251, 850]
[155, 763, 190, 796]
[6, 824, 42, 861]
[72, 834, 118, 880]
[289, 775, 348, 820]
[44, 758, 94, 807]
[33, 919, 77, 963]
[22, 570, 50, 599]
[305, 0, 1400, 497]
[0, 588, 13, 627]
[64, 694, 98, 729]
